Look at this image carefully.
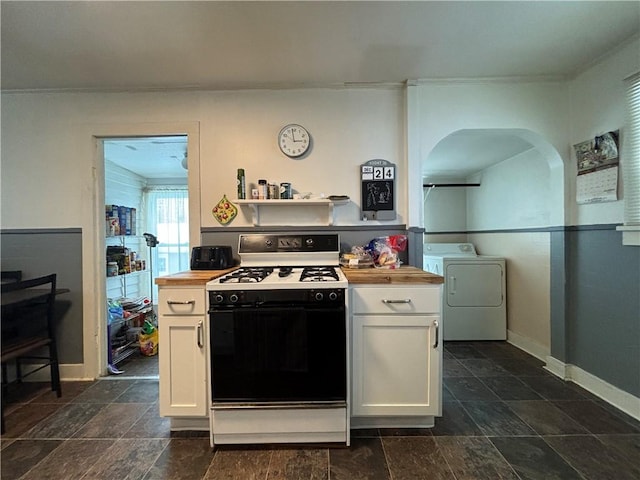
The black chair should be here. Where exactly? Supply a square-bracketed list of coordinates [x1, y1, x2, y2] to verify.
[1, 274, 61, 433]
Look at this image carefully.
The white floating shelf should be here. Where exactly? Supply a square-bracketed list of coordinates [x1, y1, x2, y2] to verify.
[234, 199, 349, 226]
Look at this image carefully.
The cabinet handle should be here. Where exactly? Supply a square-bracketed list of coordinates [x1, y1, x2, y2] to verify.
[433, 319, 439, 349]
[167, 299, 196, 305]
[381, 299, 412, 304]
[197, 320, 204, 348]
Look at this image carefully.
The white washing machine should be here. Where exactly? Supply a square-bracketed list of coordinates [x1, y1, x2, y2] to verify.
[423, 243, 506, 341]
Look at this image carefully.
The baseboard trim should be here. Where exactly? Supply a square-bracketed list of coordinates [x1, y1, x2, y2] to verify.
[545, 356, 640, 421]
[60, 363, 94, 381]
[544, 355, 567, 379]
[506, 330, 549, 362]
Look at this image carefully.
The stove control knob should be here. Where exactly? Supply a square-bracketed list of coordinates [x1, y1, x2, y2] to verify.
[328, 291, 338, 301]
[314, 291, 324, 302]
[213, 294, 224, 303]
[306, 238, 314, 246]
[229, 294, 239, 303]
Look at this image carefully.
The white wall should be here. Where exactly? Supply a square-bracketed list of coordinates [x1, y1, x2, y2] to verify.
[568, 37, 640, 226]
[470, 232, 551, 351]
[198, 89, 405, 227]
[1, 88, 404, 231]
[423, 181, 467, 232]
[413, 81, 568, 229]
[467, 148, 551, 231]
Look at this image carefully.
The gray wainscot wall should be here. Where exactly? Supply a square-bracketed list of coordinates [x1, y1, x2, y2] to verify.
[1, 228, 84, 365]
[201, 225, 424, 268]
[551, 225, 639, 397]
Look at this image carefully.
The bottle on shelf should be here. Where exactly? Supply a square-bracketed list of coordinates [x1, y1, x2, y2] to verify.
[237, 168, 246, 199]
[258, 179, 267, 200]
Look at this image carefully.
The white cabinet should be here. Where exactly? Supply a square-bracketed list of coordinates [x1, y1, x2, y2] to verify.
[158, 286, 208, 418]
[350, 285, 442, 426]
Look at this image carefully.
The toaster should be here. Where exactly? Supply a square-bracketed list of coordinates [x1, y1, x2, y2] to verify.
[190, 246, 234, 270]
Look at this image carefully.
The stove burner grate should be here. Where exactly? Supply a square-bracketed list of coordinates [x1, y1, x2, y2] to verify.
[219, 267, 274, 284]
[300, 267, 340, 282]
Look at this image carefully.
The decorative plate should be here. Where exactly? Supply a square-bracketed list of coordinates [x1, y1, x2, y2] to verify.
[212, 194, 237, 225]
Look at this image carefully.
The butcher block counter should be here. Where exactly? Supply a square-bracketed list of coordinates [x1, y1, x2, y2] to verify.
[156, 266, 442, 286]
[154, 267, 238, 286]
[341, 265, 443, 285]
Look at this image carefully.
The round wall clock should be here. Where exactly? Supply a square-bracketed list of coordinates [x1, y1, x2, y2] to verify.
[278, 124, 311, 158]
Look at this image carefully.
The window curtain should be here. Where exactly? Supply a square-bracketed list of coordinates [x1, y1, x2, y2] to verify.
[143, 187, 189, 303]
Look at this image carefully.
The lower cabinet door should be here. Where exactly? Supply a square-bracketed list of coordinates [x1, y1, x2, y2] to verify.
[159, 315, 208, 417]
[352, 314, 441, 417]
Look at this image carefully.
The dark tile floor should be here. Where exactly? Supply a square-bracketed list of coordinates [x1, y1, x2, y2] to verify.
[110, 351, 159, 378]
[2, 341, 639, 479]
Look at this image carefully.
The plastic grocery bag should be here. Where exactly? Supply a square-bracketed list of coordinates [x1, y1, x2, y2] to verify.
[366, 235, 408, 269]
[139, 320, 158, 356]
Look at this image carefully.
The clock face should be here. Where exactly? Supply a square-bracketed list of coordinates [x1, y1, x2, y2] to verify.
[278, 124, 310, 158]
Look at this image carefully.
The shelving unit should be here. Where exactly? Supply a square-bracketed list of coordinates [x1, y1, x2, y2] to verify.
[106, 235, 153, 368]
[108, 305, 153, 366]
[106, 235, 148, 298]
[235, 198, 349, 226]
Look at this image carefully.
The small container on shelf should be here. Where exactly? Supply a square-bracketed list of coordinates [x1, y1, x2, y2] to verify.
[107, 262, 119, 277]
[237, 168, 246, 199]
[258, 179, 267, 200]
[280, 182, 292, 199]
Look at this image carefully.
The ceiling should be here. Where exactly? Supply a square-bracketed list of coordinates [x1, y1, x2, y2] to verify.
[103, 137, 188, 180]
[3, 1, 639, 179]
[424, 130, 535, 180]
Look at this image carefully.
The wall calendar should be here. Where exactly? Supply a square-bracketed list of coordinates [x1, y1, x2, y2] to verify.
[573, 130, 619, 204]
[360, 159, 396, 220]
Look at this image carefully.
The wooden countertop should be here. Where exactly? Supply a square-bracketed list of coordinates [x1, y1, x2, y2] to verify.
[155, 267, 238, 286]
[341, 266, 444, 285]
[156, 266, 443, 286]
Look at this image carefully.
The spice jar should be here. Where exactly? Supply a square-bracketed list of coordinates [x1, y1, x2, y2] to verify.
[107, 262, 119, 277]
[280, 182, 292, 199]
[258, 179, 267, 200]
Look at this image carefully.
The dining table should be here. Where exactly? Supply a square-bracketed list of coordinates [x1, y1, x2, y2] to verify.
[1, 287, 70, 310]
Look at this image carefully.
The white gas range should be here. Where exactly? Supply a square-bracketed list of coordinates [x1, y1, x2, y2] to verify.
[206, 233, 347, 291]
[205, 233, 349, 448]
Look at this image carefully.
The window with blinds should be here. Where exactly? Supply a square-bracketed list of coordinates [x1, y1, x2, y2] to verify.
[624, 72, 640, 226]
[618, 72, 640, 245]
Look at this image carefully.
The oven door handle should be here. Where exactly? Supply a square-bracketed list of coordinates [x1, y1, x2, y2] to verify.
[197, 320, 204, 348]
[382, 299, 412, 304]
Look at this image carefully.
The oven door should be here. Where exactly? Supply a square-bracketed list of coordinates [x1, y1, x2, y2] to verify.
[210, 303, 346, 404]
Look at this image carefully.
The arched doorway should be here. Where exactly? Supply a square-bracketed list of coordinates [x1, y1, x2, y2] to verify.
[421, 128, 564, 358]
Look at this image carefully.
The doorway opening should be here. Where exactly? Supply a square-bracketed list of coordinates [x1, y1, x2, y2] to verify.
[103, 135, 189, 379]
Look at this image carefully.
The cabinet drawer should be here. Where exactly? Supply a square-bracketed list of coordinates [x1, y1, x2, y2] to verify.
[352, 286, 441, 314]
[159, 288, 205, 315]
